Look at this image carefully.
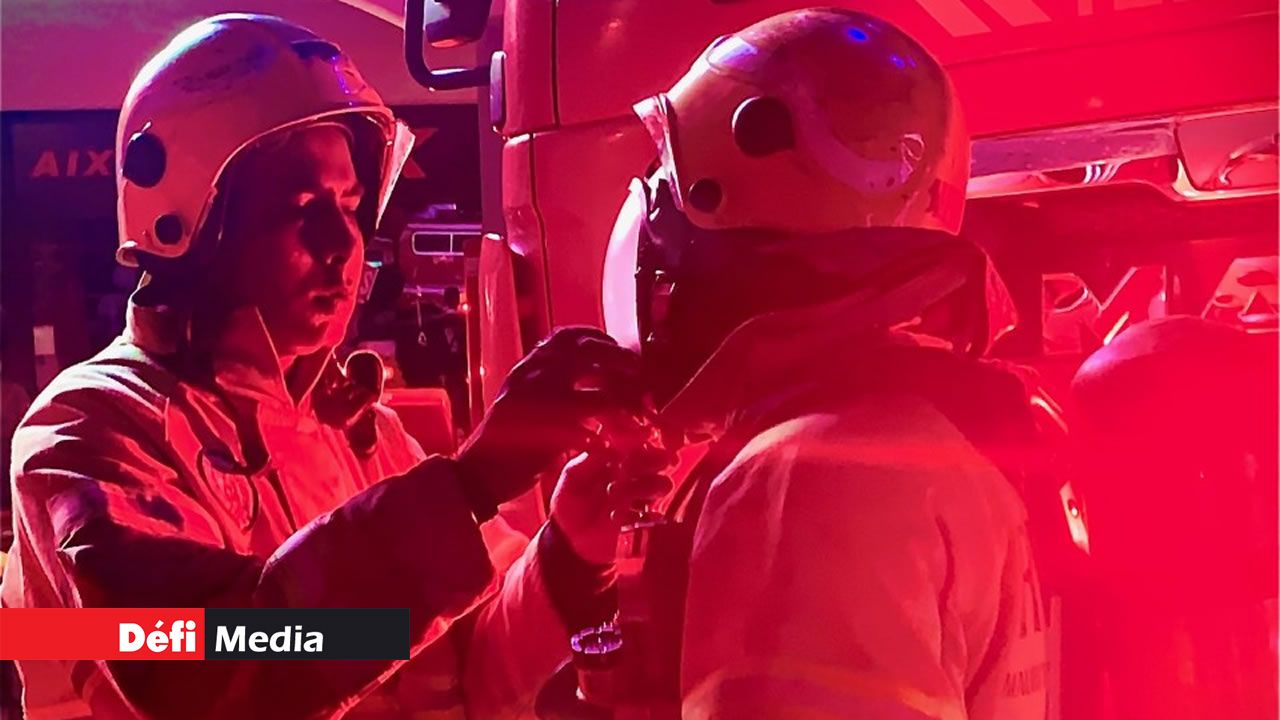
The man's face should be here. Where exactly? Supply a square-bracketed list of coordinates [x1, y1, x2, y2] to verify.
[216, 124, 366, 360]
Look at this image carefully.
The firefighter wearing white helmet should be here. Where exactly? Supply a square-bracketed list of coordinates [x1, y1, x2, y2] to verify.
[112, 13, 412, 266]
[3, 14, 647, 720]
[599, 9, 1051, 718]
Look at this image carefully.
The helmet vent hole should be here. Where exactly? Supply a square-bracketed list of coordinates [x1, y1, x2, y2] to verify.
[732, 96, 795, 158]
[123, 131, 167, 188]
[292, 40, 341, 61]
[687, 179, 723, 213]
[154, 214, 184, 245]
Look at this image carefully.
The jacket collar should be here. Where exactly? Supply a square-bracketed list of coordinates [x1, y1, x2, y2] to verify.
[124, 289, 334, 412]
[660, 262, 972, 437]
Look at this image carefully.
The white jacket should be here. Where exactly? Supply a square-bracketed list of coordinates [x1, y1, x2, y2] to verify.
[3, 299, 573, 720]
[667, 286, 1051, 720]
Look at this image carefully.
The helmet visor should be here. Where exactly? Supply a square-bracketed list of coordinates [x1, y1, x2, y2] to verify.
[377, 119, 416, 224]
[633, 94, 687, 213]
[603, 178, 647, 352]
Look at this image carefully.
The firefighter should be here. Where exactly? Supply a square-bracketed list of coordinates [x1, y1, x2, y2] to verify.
[2, 15, 643, 720]
[597, 9, 1051, 718]
[1071, 315, 1278, 720]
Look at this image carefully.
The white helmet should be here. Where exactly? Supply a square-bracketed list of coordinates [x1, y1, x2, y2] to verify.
[115, 14, 414, 266]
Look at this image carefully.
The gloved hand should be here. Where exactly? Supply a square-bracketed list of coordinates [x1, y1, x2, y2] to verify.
[456, 327, 648, 515]
[549, 443, 675, 565]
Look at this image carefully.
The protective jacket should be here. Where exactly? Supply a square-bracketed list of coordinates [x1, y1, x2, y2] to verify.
[669, 290, 1051, 720]
[3, 297, 576, 720]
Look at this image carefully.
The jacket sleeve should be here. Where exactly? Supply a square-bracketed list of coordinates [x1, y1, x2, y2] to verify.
[8, 377, 498, 720]
[679, 408, 1041, 720]
[457, 516, 616, 718]
[356, 405, 614, 719]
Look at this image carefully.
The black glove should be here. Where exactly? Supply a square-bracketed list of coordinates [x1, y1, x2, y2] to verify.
[455, 327, 646, 511]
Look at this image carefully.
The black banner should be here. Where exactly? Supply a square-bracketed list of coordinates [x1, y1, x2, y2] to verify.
[4, 111, 118, 221]
[204, 608, 410, 661]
